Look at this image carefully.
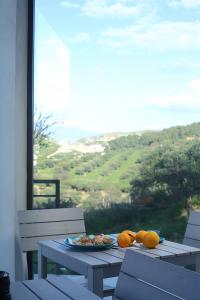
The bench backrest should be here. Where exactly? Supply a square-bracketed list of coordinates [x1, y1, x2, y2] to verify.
[183, 210, 200, 248]
[113, 249, 200, 300]
[18, 208, 86, 252]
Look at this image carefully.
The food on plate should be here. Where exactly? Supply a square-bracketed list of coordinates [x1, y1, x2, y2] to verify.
[136, 230, 147, 243]
[74, 234, 112, 246]
[142, 231, 160, 249]
[121, 230, 136, 243]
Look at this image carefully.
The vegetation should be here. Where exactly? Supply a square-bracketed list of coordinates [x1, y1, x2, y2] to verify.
[34, 122, 200, 242]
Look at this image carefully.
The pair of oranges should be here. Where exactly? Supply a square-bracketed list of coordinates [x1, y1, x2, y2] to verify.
[117, 229, 160, 249]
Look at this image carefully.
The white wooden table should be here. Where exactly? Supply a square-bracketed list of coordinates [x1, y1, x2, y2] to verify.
[10, 277, 101, 300]
[38, 236, 200, 298]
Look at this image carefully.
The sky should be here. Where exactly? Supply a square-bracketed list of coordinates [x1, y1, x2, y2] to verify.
[34, 0, 200, 141]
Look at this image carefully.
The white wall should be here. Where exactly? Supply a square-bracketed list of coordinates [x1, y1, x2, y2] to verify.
[0, 0, 28, 280]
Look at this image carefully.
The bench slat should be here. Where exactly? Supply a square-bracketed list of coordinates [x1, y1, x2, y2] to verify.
[21, 233, 85, 252]
[188, 211, 200, 226]
[24, 280, 71, 300]
[114, 250, 200, 300]
[48, 277, 101, 300]
[185, 224, 200, 241]
[18, 208, 84, 223]
[183, 237, 200, 249]
[10, 282, 39, 300]
[115, 273, 178, 300]
[20, 220, 85, 237]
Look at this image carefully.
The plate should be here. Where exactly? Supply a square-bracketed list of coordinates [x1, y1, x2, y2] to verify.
[159, 236, 165, 243]
[64, 235, 116, 250]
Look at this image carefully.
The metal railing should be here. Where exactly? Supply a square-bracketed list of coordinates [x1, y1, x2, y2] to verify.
[33, 179, 60, 208]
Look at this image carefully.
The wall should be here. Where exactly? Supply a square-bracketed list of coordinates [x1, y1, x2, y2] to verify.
[0, 0, 28, 280]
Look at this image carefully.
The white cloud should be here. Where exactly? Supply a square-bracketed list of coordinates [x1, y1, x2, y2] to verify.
[61, 118, 107, 132]
[101, 21, 200, 49]
[35, 37, 71, 113]
[68, 32, 91, 43]
[168, 0, 200, 7]
[82, 0, 139, 17]
[61, 1, 80, 9]
[91, 66, 107, 73]
[188, 78, 200, 94]
[169, 59, 200, 70]
[146, 78, 200, 110]
[61, 119, 81, 127]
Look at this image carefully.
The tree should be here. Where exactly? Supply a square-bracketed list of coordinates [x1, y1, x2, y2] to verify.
[130, 143, 200, 208]
[34, 108, 60, 146]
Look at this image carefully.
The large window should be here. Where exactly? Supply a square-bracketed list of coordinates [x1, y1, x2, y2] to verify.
[33, 0, 200, 241]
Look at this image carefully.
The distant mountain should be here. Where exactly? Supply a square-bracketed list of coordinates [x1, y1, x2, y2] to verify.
[52, 126, 101, 142]
[51, 124, 152, 144]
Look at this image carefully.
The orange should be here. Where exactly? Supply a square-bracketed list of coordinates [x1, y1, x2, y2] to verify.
[122, 230, 136, 243]
[117, 232, 131, 248]
[143, 231, 160, 249]
[136, 230, 147, 243]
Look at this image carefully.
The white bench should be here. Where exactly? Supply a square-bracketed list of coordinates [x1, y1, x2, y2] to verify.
[113, 249, 200, 300]
[11, 277, 101, 300]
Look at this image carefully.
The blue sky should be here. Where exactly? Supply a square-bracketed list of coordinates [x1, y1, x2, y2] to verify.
[35, 0, 200, 140]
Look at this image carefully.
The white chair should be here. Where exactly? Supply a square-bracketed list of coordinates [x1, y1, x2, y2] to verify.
[183, 210, 200, 248]
[113, 249, 200, 300]
[18, 207, 86, 279]
[18, 207, 116, 297]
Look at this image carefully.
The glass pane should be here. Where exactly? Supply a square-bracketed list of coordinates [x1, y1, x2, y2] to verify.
[34, 0, 200, 246]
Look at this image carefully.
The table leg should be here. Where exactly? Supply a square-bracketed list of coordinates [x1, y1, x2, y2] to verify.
[88, 267, 104, 298]
[38, 246, 47, 279]
[195, 253, 200, 272]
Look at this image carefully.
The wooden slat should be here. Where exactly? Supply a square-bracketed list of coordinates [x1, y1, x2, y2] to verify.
[20, 220, 85, 237]
[18, 208, 86, 254]
[164, 240, 200, 253]
[188, 210, 200, 226]
[24, 279, 72, 300]
[18, 208, 84, 224]
[21, 233, 84, 252]
[70, 276, 117, 297]
[185, 224, 200, 241]
[84, 251, 123, 264]
[41, 240, 109, 268]
[156, 243, 188, 255]
[56, 239, 122, 266]
[117, 250, 200, 300]
[129, 245, 174, 258]
[115, 272, 178, 300]
[10, 282, 39, 300]
[133, 247, 159, 258]
[183, 210, 200, 250]
[104, 248, 126, 259]
[183, 237, 200, 249]
[107, 244, 159, 258]
[47, 277, 101, 300]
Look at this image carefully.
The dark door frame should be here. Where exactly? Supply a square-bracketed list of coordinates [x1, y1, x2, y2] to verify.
[27, 0, 35, 279]
[27, 0, 34, 211]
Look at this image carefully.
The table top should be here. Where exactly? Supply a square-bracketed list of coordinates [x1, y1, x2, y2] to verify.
[11, 278, 101, 300]
[38, 235, 200, 270]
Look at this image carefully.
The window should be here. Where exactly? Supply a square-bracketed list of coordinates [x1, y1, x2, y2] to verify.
[33, 0, 200, 241]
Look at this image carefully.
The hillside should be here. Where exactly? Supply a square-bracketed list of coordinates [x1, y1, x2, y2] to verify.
[34, 122, 200, 210]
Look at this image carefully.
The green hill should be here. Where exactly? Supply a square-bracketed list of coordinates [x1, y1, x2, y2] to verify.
[34, 122, 200, 209]
[33, 122, 200, 242]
